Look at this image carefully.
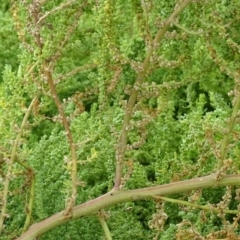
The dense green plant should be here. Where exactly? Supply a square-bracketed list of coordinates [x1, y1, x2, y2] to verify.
[0, 1, 20, 83]
[1, 0, 240, 239]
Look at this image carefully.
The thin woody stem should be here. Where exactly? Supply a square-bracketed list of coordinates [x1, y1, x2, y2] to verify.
[97, 210, 112, 240]
[156, 196, 239, 215]
[29, 0, 79, 216]
[44, 63, 78, 216]
[0, 97, 38, 233]
[114, 0, 194, 190]
[219, 94, 240, 169]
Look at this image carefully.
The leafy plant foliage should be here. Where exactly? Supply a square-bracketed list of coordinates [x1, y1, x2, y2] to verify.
[1, 0, 240, 239]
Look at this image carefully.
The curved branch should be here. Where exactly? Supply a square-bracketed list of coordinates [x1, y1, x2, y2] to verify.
[173, 21, 206, 35]
[36, 0, 77, 26]
[157, 196, 238, 215]
[17, 174, 240, 240]
[0, 97, 38, 233]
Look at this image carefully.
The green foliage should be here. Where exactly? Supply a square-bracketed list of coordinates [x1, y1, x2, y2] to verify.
[1, 0, 240, 239]
[0, 4, 20, 82]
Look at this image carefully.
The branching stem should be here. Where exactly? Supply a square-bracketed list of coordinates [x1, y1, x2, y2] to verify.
[219, 95, 240, 169]
[36, 0, 77, 26]
[114, 0, 194, 190]
[17, 174, 240, 240]
[44, 63, 78, 216]
[0, 97, 38, 233]
[156, 196, 238, 215]
[173, 21, 205, 35]
[29, 0, 82, 216]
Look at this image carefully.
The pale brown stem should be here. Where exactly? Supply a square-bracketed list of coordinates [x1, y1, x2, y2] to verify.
[44, 64, 77, 216]
[17, 174, 240, 240]
[114, 0, 194, 190]
[219, 95, 240, 169]
[29, 0, 79, 216]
